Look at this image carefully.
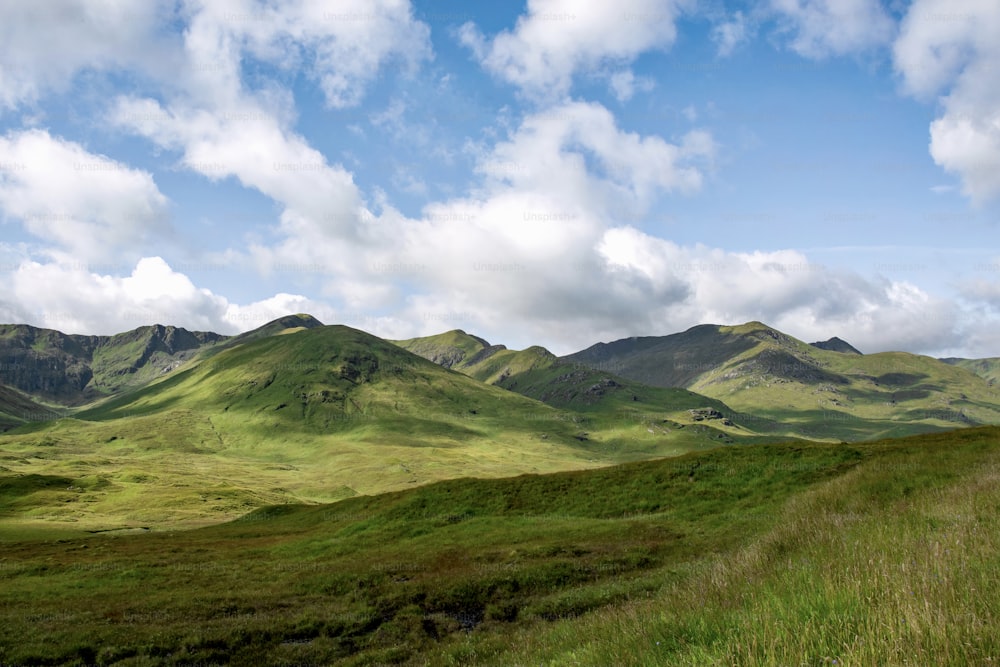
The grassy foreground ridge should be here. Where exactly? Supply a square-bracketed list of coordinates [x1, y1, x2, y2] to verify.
[2, 426, 999, 665]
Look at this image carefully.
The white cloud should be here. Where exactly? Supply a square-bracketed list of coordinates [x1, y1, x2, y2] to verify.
[893, 0, 991, 99]
[947, 276, 1000, 357]
[113, 96, 365, 239]
[895, 0, 1000, 202]
[596, 227, 960, 354]
[2, 0, 434, 276]
[770, 0, 895, 58]
[231, 98, 968, 356]
[481, 101, 716, 202]
[929, 113, 1000, 201]
[0, 129, 170, 263]
[1, 0, 991, 360]
[607, 70, 655, 102]
[712, 10, 751, 57]
[232, 100, 714, 344]
[460, 0, 691, 100]
[0, 0, 174, 110]
[1, 256, 329, 335]
[960, 278, 1000, 308]
[180, 0, 431, 109]
[108, 0, 435, 267]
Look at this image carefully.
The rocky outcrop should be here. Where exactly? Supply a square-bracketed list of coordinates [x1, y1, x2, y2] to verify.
[0, 322, 225, 404]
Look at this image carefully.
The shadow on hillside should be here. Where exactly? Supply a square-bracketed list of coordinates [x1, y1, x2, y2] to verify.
[0, 474, 75, 512]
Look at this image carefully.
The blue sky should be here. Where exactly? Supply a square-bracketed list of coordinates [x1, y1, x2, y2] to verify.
[0, 0, 998, 356]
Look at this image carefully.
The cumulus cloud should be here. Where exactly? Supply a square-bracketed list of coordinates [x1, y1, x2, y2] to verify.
[593, 227, 960, 355]
[0, 0, 174, 110]
[459, 0, 692, 100]
[108, 0, 431, 269]
[112, 95, 365, 240]
[960, 276, 1000, 309]
[770, 0, 895, 58]
[0, 256, 330, 335]
[234, 98, 965, 356]
[3, 0, 430, 267]
[483, 101, 716, 201]
[179, 0, 431, 109]
[0, 129, 170, 263]
[244, 100, 715, 332]
[894, 0, 1000, 202]
[0, 0, 989, 360]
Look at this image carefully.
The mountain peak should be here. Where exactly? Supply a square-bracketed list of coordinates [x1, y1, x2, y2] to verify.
[727, 321, 779, 335]
[809, 337, 862, 355]
[390, 329, 496, 369]
[276, 313, 324, 329]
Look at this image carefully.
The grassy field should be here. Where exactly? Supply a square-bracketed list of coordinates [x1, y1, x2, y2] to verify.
[2, 426, 998, 665]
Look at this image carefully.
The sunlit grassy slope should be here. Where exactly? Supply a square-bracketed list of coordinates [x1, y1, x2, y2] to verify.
[0, 324, 762, 530]
[942, 356, 1000, 385]
[1, 427, 997, 665]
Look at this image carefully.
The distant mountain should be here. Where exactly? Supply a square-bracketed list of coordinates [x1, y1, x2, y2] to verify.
[0, 321, 787, 528]
[0, 322, 226, 405]
[810, 337, 862, 355]
[940, 357, 1000, 386]
[4, 315, 998, 444]
[395, 331, 824, 448]
[391, 329, 496, 369]
[392, 330, 744, 421]
[4, 316, 998, 529]
[562, 323, 762, 388]
[0, 314, 327, 409]
[563, 321, 1000, 439]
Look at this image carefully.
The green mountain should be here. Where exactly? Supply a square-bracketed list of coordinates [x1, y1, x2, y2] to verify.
[202, 312, 324, 356]
[392, 330, 776, 440]
[0, 322, 226, 405]
[941, 356, 1000, 386]
[563, 321, 1000, 440]
[390, 328, 496, 369]
[4, 315, 998, 530]
[810, 336, 862, 354]
[563, 322, 761, 387]
[3, 323, 768, 529]
[2, 426, 998, 665]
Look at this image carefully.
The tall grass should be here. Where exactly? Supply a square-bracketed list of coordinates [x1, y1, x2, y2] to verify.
[1, 428, 997, 665]
[439, 430, 1000, 666]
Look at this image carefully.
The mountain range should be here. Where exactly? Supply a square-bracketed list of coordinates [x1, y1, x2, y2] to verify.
[1, 314, 997, 529]
[396, 321, 1000, 441]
